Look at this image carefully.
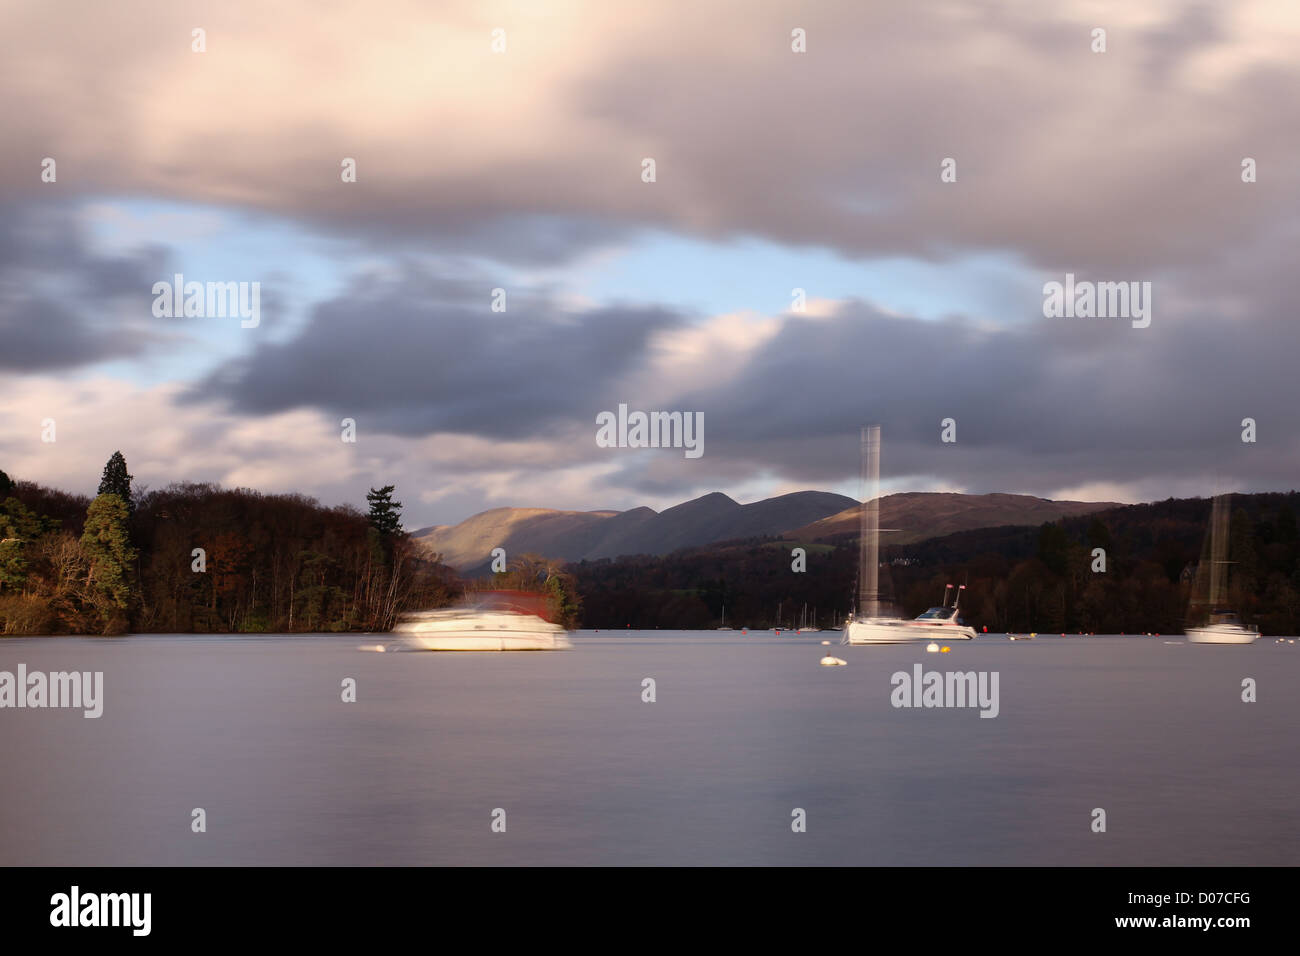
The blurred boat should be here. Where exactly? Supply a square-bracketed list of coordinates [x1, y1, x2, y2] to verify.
[1186, 616, 1258, 644]
[842, 428, 976, 645]
[1184, 494, 1259, 645]
[392, 591, 572, 650]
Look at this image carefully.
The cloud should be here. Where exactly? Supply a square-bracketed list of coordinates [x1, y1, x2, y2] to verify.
[189, 265, 686, 439]
[0, 204, 175, 370]
[3, 0, 1299, 525]
[2, 1, 1296, 271]
[183, 265, 1300, 518]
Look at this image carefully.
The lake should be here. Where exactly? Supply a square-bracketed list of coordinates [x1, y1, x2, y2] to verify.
[1, 632, 1296, 865]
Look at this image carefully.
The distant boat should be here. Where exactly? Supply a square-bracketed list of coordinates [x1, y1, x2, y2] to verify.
[797, 604, 819, 632]
[392, 592, 572, 650]
[843, 427, 976, 644]
[1185, 493, 1259, 645]
[717, 603, 733, 630]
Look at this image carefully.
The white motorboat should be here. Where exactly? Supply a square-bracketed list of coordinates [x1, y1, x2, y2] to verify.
[1184, 493, 1259, 645]
[392, 598, 573, 651]
[841, 427, 976, 646]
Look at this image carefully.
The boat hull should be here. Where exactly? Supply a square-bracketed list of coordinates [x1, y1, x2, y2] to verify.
[400, 632, 573, 651]
[392, 610, 573, 651]
[843, 618, 977, 644]
[1186, 625, 1258, 645]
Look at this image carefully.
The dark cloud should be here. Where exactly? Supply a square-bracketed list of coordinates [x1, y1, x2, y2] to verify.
[640, 294, 1300, 499]
[189, 219, 1300, 508]
[191, 266, 685, 438]
[0, 205, 171, 370]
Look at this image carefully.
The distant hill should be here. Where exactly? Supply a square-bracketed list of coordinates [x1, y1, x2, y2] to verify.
[414, 490, 856, 571]
[415, 490, 1119, 571]
[791, 492, 1121, 545]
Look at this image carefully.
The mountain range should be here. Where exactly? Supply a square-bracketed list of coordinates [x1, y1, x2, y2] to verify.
[413, 491, 1121, 572]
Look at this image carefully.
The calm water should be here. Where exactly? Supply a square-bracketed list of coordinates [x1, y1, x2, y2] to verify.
[2, 632, 1297, 866]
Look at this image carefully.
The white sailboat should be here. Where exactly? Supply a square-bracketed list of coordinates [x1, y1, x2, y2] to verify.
[842, 426, 976, 645]
[1185, 493, 1259, 645]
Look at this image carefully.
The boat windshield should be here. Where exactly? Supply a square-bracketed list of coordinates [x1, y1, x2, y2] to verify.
[915, 606, 956, 621]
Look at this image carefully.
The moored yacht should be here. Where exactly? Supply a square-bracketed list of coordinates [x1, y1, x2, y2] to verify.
[1187, 610, 1258, 645]
[1184, 494, 1259, 645]
[841, 427, 977, 646]
[845, 584, 978, 644]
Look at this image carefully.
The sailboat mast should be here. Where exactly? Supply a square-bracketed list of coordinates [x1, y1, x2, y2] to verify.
[1208, 493, 1231, 608]
[858, 425, 881, 619]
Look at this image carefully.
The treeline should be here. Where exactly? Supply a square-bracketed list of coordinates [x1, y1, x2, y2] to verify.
[465, 553, 582, 629]
[0, 455, 461, 635]
[568, 493, 1300, 635]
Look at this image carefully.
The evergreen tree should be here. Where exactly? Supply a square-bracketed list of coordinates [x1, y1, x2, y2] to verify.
[0, 497, 44, 592]
[366, 485, 404, 537]
[98, 451, 135, 516]
[80, 493, 138, 617]
[545, 570, 583, 629]
[0, 468, 13, 497]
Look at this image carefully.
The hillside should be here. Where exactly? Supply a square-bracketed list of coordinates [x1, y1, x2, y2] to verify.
[415, 491, 858, 571]
[418, 490, 1120, 571]
[792, 492, 1121, 544]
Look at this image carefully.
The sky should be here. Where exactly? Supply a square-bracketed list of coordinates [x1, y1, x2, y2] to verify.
[1, 0, 1298, 529]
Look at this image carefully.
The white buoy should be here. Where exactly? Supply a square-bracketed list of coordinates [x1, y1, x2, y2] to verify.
[926, 641, 940, 653]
